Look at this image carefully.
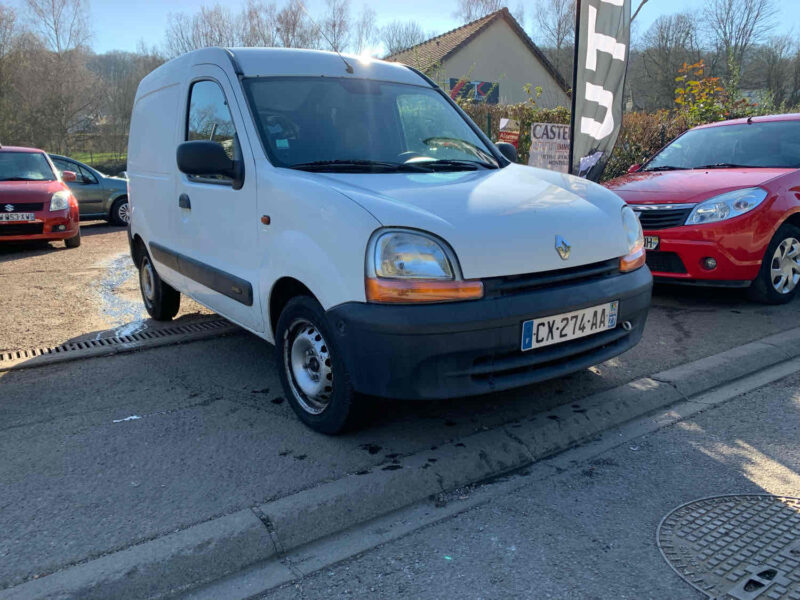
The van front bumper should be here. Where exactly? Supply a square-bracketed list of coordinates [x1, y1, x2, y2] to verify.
[326, 266, 652, 400]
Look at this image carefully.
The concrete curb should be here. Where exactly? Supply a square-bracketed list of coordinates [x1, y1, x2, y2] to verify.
[4, 327, 800, 600]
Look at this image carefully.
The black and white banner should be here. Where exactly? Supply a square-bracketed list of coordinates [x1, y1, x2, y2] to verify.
[569, 0, 631, 180]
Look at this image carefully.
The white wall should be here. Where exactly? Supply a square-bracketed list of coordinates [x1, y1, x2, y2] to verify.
[440, 18, 569, 108]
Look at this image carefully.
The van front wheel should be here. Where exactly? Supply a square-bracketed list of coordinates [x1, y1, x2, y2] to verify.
[276, 296, 359, 434]
[139, 253, 180, 320]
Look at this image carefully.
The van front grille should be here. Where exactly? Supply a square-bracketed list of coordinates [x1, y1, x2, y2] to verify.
[482, 258, 620, 298]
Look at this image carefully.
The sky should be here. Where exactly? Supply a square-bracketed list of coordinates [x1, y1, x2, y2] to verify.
[10, 0, 800, 54]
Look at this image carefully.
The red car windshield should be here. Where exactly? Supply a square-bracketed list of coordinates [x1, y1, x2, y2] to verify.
[0, 151, 57, 181]
[644, 121, 800, 171]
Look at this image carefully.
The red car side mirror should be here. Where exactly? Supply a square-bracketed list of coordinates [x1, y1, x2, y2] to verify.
[627, 164, 641, 174]
[61, 170, 77, 182]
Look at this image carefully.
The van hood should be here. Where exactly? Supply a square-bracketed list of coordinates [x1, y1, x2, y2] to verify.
[316, 164, 630, 279]
[604, 168, 794, 204]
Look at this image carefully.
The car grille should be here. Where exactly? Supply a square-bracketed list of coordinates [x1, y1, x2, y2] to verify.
[0, 223, 44, 236]
[631, 205, 693, 230]
[1, 202, 45, 212]
[483, 258, 620, 298]
[646, 251, 687, 274]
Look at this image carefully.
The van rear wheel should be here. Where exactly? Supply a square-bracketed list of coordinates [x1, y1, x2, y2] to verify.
[275, 296, 360, 435]
[139, 253, 180, 320]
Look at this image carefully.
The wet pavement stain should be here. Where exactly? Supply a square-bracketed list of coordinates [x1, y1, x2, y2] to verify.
[91, 253, 148, 333]
[360, 444, 382, 455]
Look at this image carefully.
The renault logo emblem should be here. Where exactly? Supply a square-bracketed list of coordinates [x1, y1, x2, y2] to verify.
[555, 235, 571, 260]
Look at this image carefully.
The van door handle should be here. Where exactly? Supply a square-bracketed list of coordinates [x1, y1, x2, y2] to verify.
[178, 194, 191, 209]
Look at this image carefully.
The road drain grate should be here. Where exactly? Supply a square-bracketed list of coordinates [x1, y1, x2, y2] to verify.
[658, 495, 800, 599]
[0, 318, 242, 372]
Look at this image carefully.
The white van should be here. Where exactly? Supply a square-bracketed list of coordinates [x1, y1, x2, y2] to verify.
[127, 47, 652, 434]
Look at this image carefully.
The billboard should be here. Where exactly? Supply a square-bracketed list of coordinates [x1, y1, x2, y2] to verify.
[449, 79, 500, 104]
[569, 0, 631, 180]
[528, 123, 570, 172]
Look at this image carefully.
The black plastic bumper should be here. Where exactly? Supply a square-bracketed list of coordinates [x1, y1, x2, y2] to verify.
[326, 266, 652, 400]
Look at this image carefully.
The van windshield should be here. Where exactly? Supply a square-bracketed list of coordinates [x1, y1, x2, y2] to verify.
[243, 77, 499, 172]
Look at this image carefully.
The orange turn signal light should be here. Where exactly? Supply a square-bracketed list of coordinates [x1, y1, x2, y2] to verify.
[620, 248, 646, 272]
[365, 277, 484, 303]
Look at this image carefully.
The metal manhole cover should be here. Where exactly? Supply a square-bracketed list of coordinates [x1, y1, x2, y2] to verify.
[658, 495, 800, 599]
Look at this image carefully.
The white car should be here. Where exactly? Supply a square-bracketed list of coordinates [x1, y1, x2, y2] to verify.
[127, 47, 652, 434]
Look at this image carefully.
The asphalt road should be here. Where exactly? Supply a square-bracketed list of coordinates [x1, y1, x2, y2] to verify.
[0, 222, 211, 353]
[1, 226, 800, 592]
[261, 373, 800, 600]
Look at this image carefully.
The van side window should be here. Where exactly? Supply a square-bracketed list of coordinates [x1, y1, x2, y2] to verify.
[186, 80, 237, 182]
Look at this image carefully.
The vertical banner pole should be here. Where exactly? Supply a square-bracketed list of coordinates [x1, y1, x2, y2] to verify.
[568, 0, 582, 175]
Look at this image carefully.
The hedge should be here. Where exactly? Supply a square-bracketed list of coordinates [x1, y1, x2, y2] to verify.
[459, 102, 693, 181]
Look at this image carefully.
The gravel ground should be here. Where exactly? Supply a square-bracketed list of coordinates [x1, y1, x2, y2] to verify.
[0, 221, 211, 353]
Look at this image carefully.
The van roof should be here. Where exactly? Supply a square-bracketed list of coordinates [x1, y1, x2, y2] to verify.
[139, 47, 430, 96]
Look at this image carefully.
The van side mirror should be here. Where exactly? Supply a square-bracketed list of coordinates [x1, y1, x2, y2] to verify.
[627, 163, 641, 174]
[495, 142, 518, 163]
[61, 170, 77, 182]
[177, 140, 244, 190]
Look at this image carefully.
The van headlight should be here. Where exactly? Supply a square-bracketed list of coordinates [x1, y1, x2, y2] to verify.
[365, 229, 483, 303]
[685, 187, 767, 225]
[620, 205, 645, 272]
[50, 190, 71, 211]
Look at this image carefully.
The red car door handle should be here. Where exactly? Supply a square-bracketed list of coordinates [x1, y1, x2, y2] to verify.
[178, 194, 191, 209]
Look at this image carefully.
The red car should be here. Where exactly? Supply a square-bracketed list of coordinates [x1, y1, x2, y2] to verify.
[0, 145, 81, 248]
[605, 114, 800, 304]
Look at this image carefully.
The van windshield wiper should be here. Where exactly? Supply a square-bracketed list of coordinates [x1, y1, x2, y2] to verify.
[409, 159, 497, 171]
[642, 165, 687, 172]
[289, 160, 429, 173]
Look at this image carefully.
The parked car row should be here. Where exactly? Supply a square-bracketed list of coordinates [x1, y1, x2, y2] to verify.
[0, 148, 129, 247]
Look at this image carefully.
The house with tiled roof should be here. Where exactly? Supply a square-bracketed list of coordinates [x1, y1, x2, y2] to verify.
[385, 8, 569, 108]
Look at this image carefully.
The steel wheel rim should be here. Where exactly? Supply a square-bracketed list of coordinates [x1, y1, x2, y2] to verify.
[769, 237, 800, 294]
[140, 258, 155, 303]
[283, 319, 333, 415]
[117, 201, 130, 224]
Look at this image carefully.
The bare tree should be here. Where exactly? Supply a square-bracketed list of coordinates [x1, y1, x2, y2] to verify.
[746, 34, 796, 106]
[454, 0, 504, 22]
[641, 13, 701, 108]
[24, 0, 90, 53]
[322, 0, 350, 52]
[239, 0, 280, 47]
[0, 3, 14, 58]
[512, 3, 525, 31]
[381, 20, 427, 55]
[275, 0, 319, 49]
[165, 4, 238, 56]
[353, 4, 377, 54]
[534, 0, 575, 78]
[704, 0, 777, 76]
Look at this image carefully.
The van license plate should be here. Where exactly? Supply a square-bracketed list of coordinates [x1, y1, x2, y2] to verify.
[0, 213, 34, 222]
[521, 301, 619, 352]
[644, 235, 659, 250]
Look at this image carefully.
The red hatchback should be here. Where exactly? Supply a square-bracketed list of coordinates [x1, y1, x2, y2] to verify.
[0, 146, 81, 248]
[605, 114, 800, 304]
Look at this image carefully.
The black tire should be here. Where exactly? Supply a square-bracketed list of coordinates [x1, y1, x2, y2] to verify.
[139, 252, 180, 320]
[109, 197, 129, 226]
[64, 229, 81, 248]
[748, 223, 800, 304]
[275, 296, 360, 435]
